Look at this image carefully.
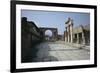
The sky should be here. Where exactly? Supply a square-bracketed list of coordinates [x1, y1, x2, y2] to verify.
[21, 10, 90, 35]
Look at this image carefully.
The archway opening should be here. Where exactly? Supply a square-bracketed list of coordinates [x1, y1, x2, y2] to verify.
[45, 30, 53, 41]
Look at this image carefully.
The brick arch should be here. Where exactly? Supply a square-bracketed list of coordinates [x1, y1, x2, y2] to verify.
[45, 30, 53, 37]
[39, 27, 58, 41]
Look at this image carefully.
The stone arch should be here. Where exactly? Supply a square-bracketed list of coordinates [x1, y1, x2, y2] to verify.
[45, 30, 53, 40]
[45, 30, 53, 37]
[39, 27, 58, 41]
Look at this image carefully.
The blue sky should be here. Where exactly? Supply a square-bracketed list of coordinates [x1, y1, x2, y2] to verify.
[21, 10, 90, 35]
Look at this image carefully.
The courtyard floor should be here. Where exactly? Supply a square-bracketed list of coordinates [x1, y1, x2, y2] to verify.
[31, 41, 90, 62]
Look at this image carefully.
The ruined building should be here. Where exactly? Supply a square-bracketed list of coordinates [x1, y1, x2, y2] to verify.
[64, 18, 90, 45]
[21, 17, 43, 62]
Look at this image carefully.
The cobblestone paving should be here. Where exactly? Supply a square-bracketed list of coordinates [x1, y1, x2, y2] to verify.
[32, 41, 90, 62]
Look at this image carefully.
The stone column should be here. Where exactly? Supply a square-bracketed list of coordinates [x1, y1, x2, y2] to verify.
[65, 27, 67, 43]
[68, 25, 70, 43]
[55, 31, 57, 41]
[65, 32, 67, 43]
[43, 30, 46, 40]
[52, 31, 54, 40]
[70, 24, 73, 43]
[65, 17, 73, 43]
[77, 33, 79, 44]
[54, 31, 56, 41]
[82, 32, 85, 45]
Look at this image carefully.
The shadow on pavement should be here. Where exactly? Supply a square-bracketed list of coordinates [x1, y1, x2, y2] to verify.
[22, 41, 58, 63]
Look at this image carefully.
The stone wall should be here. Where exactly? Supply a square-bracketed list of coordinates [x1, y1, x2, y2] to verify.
[21, 17, 42, 62]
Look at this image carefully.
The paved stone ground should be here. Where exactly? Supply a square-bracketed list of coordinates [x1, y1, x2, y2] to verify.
[32, 41, 90, 62]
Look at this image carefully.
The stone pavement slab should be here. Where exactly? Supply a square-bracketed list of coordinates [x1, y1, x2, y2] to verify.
[32, 41, 90, 62]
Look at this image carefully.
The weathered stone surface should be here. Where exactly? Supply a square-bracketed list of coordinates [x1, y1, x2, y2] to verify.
[32, 41, 90, 62]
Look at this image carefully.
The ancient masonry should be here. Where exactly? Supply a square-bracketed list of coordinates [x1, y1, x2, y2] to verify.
[21, 17, 90, 62]
[64, 17, 90, 45]
[64, 18, 73, 43]
[39, 27, 58, 41]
